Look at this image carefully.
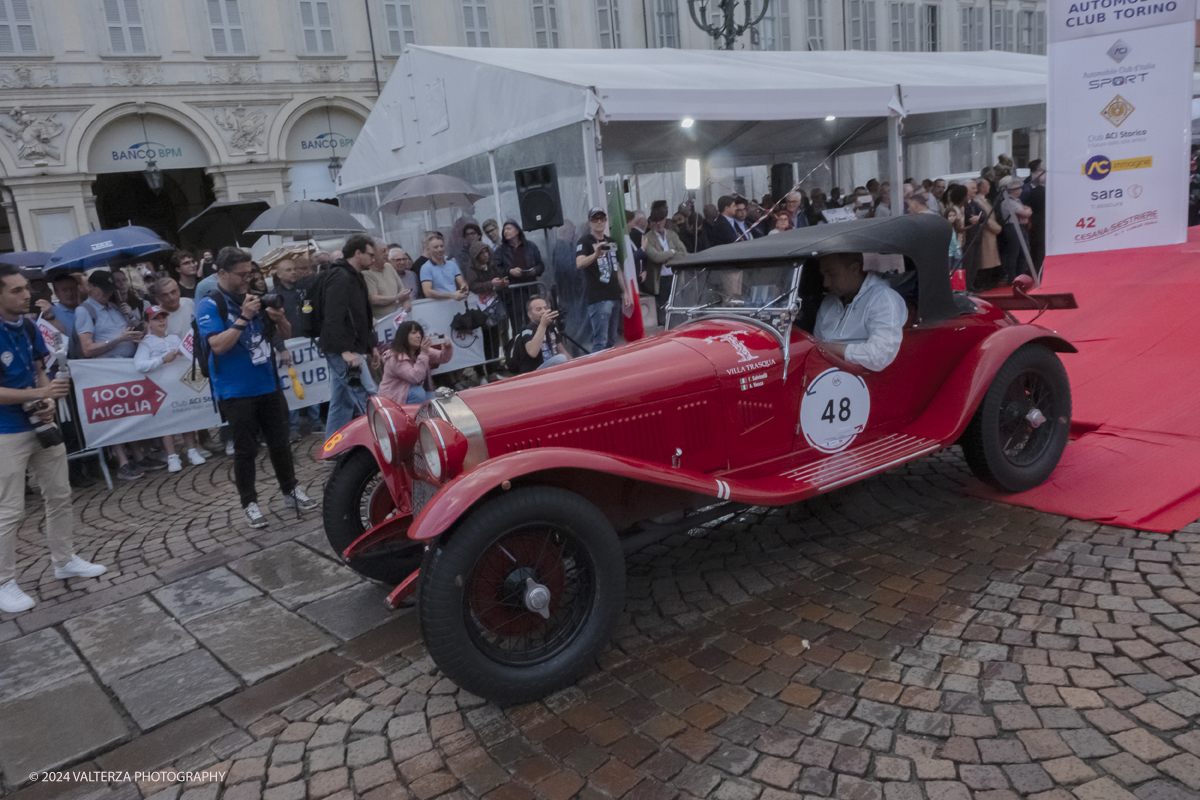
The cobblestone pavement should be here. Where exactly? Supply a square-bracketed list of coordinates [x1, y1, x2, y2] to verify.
[6, 447, 1200, 800]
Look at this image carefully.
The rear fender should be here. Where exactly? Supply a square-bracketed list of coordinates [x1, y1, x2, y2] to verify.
[909, 325, 1076, 442]
[321, 416, 413, 517]
[408, 448, 732, 542]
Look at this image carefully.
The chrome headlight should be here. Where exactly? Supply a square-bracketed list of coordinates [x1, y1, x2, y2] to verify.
[368, 397, 416, 466]
[418, 418, 468, 482]
[371, 406, 393, 464]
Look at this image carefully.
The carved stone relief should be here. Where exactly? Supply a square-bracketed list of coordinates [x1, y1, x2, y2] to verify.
[208, 104, 272, 154]
[0, 107, 72, 166]
[104, 63, 163, 86]
[0, 65, 58, 89]
[299, 63, 348, 83]
[206, 63, 261, 85]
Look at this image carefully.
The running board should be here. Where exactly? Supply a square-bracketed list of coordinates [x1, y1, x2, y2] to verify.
[779, 434, 942, 492]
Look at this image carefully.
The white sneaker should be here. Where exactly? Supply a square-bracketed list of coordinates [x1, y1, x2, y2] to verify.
[282, 486, 318, 512]
[0, 580, 34, 613]
[194, 446, 213, 458]
[167, 454, 182, 473]
[244, 502, 267, 529]
[54, 555, 107, 580]
[225, 440, 235, 456]
[187, 449, 207, 466]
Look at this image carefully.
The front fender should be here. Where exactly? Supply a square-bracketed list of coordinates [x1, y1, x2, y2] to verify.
[320, 415, 412, 516]
[909, 324, 1076, 443]
[408, 448, 733, 542]
[320, 416, 377, 461]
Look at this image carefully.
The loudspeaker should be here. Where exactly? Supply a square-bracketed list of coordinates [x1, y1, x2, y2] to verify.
[515, 163, 564, 231]
[770, 163, 794, 204]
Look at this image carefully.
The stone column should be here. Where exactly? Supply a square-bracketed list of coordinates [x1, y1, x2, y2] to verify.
[3, 174, 97, 251]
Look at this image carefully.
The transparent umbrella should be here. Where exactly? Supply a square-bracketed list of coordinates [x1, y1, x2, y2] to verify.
[376, 174, 485, 216]
[243, 201, 366, 238]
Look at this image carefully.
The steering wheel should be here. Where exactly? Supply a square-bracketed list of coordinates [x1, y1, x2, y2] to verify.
[699, 288, 727, 306]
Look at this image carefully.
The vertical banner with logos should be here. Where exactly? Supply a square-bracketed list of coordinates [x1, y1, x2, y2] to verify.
[1047, 2, 1195, 256]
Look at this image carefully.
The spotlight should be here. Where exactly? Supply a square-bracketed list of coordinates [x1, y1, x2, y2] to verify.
[825, 115, 837, 121]
[681, 118, 695, 128]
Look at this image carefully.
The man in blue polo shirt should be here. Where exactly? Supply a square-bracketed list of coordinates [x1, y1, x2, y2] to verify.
[0, 264, 107, 614]
[196, 247, 317, 529]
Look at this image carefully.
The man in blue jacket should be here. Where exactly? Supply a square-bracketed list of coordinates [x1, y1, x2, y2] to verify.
[196, 247, 316, 529]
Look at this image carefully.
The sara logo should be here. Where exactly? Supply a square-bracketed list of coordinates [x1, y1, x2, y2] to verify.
[111, 140, 184, 162]
[300, 131, 355, 151]
[1082, 155, 1153, 180]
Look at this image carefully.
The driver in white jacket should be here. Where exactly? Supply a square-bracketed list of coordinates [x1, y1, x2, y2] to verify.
[813, 253, 907, 372]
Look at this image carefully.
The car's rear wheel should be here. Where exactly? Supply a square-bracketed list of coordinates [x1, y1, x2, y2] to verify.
[323, 447, 424, 584]
[418, 486, 625, 704]
[962, 343, 1071, 493]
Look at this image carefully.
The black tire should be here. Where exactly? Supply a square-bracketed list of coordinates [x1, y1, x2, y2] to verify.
[323, 447, 424, 584]
[962, 343, 1072, 493]
[418, 486, 625, 704]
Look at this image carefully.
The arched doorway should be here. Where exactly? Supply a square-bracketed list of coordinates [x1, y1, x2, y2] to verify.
[285, 107, 365, 202]
[88, 114, 216, 242]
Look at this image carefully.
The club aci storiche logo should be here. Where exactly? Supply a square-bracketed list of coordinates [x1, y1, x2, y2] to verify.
[1100, 95, 1135, 127]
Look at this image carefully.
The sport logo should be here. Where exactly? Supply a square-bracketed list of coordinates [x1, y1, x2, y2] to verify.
[1082, 155, 1153, 180]
[1100, 95, 1135, 128]
[1107, 39, 1129, 63]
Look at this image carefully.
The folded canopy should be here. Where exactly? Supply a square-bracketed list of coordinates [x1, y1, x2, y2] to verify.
[339, 47, 1057, 195]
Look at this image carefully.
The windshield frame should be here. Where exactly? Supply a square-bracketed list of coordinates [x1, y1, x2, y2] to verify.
[665, 261, 802, 382]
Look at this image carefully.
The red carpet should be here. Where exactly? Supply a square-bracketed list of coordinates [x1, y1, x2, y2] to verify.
[968, 227, 1200, 532]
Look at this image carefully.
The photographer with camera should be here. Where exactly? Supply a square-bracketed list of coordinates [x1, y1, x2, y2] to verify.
[575, 207, 632, 353]
[319, 235, 379, 439]
[197, 247, 316, 530]
[511, 296, 571, 375]
[0, 264, 106, 613]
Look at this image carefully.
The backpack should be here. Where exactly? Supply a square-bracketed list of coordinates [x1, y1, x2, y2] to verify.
[191, 291, 228, 380]
[297, 269, 334, 340]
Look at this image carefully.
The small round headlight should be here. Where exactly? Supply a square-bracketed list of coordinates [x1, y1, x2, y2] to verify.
[371, 408, 393, 464]
[419, 423, 442, 479]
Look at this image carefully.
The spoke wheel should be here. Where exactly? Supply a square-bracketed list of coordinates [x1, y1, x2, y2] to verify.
[323, 447, 423, 584]
[419, 487, 625, 704]
[465, 527, 593, 666]
[962, 343, 1072, 493]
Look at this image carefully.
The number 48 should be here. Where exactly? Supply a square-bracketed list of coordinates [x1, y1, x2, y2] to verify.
[822, 398, 852, 423]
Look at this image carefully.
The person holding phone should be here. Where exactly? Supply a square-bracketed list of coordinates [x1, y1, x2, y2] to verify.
[379, 320, 452, 405]
[575, 207, 631, 353]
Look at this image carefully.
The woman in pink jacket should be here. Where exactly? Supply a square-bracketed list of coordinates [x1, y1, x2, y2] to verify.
[379, 320, 452, 405]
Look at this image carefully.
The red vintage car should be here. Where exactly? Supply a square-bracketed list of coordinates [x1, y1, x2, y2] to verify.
[320, 214, 1075, 704]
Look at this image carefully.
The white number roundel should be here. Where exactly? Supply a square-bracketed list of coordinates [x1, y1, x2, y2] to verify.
[799, 368, 871, 453]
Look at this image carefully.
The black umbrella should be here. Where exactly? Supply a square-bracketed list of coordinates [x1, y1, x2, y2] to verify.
[243, 200, 365, 238]
[179, 200, 271, 251]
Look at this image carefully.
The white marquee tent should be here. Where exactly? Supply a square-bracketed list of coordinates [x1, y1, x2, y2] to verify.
[338, 46, 1200, 249]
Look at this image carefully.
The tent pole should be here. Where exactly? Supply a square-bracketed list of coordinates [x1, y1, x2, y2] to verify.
[487, 150, 503, 223]
[582, 118, 604, 213]
[374, 185, 385, 238]
[888, 115, 904, 212]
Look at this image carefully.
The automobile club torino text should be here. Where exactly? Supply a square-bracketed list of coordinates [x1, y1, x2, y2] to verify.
[1065, 1, 1181, 27]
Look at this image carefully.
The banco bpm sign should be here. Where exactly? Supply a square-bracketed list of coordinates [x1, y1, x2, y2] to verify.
[111, 140, 185, 163]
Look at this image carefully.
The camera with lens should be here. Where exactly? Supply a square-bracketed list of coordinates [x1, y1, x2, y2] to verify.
[347, 363, 363, 388]
[257, 293, 285, 310]
[22, 399, 63, 449]
[549, 287, 567, 325]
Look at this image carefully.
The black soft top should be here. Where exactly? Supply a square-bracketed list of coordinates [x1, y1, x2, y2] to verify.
[674, 214, 962, 325]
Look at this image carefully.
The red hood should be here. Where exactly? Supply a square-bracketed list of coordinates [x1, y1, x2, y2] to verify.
[456, 318, 784, 448]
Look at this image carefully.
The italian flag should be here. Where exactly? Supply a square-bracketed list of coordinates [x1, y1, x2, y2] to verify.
[607, 186, 644, 342]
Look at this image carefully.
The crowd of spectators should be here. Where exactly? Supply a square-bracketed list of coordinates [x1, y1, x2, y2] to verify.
[20, 155, 1049, 492]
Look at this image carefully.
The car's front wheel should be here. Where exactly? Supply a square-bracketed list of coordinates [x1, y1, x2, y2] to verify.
[418, 486, 625, 704]
[323, 447, 424, 584]
[962, 343, 1072, 493]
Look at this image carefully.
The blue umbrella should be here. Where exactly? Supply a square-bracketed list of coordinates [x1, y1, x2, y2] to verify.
[0, 251, 52, 269]
[45, 226, 171, 273]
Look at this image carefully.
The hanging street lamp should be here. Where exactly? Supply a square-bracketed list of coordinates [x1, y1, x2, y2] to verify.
[686, 0, 770, 50]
